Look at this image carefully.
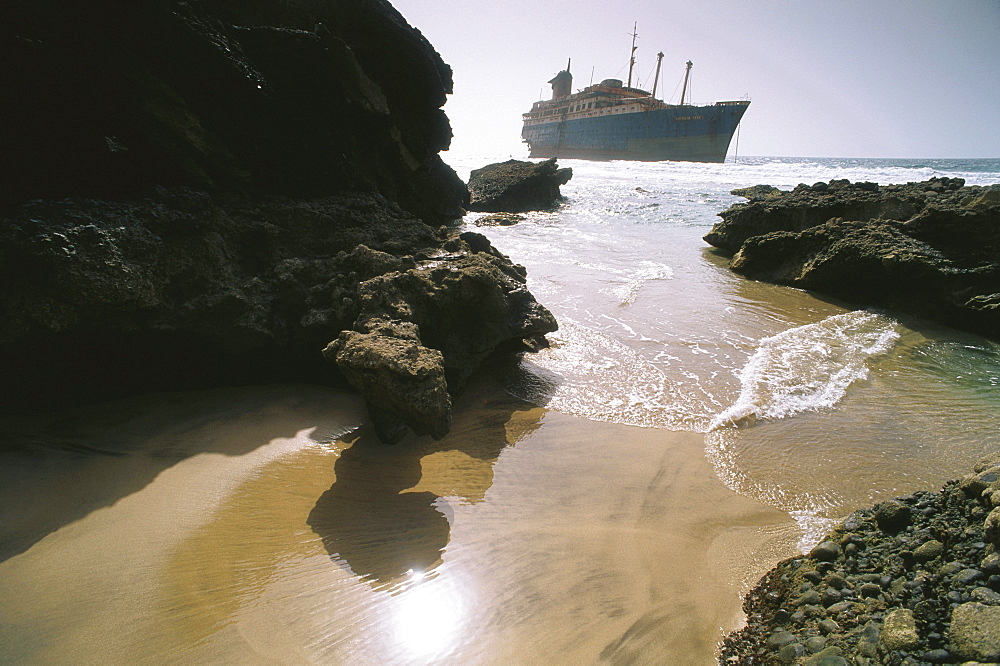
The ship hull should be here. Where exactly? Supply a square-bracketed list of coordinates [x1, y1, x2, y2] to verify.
[522, 102, 748, 163]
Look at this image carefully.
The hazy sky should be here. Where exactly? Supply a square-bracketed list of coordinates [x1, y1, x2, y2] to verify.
[390, 0, 1000, 159]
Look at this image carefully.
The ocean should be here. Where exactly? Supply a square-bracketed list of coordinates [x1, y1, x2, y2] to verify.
[1, 155, 998, 664]
[456, 154, 1000, 548]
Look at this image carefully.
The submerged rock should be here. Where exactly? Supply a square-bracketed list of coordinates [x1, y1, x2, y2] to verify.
[704, 178, 1000, 340]
[467, 158, 573, 212]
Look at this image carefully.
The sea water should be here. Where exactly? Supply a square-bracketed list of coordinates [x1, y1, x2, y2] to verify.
[457, 154, 1000, 548]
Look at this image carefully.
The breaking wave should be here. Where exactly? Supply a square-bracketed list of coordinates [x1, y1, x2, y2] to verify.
[709, 311, 900, 429]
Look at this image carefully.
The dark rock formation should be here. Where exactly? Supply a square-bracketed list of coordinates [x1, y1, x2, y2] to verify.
[323, 231, 556, 443]
[2, 0, 467, 220]
[467, 158, 573, 212]
[474, 212, 526, 227]
[0, 0, 556, 441]
[720, 453, 1000, 665]
[704, 178, 1000, 340]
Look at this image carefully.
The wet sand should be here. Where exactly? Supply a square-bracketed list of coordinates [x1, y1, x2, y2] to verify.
[0, 379, 797, 664]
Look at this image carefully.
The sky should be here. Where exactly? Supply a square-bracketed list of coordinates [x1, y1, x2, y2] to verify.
[390, 0, 1000, 159]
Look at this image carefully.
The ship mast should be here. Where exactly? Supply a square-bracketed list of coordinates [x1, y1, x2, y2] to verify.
[626, 22, 638, 88]
[679, 60, 693, 105]
[651, 51, 664, 98]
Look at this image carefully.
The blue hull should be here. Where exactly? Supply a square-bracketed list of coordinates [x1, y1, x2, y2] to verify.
[522, 102, 748, 163]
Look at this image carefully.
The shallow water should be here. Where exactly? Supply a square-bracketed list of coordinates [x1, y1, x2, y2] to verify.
[2, 155, 999, 664]
[464, 155, 1000, 549]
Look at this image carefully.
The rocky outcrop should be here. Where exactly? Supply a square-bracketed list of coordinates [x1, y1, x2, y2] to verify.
[467, 158, 573, 212]
[0, 0, 556, 441]
[704, 179, 1000, 340]
[323, 232, 556, 443]
[1, 0, 466, 220]
[720, 453, 1000, 665]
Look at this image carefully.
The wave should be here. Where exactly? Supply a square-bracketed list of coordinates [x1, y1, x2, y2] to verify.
[506, 320, 710, 431]
[608, 261, 674, 306]
[709, 311, 900, 430]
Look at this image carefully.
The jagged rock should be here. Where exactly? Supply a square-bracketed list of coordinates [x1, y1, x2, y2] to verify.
[730, 184, 783, 201]
[474, 212, 526, 227]
[704, 179, 1000, 340]
[323, 232, 557, 442]
[467, 158, 573, 212]
[1, 0, 466, 220]
[324, 317, 452, 443]
[0, 0, 558, 442]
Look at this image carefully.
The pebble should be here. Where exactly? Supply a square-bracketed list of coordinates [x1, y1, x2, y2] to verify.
[818, 618, 840, 634]
[913, 539, 944, 562]
[949, 602, 1000, 661]
[971, 586, 1000, 604]
[766, 631, 797, 650]
[880, 608, 920, 651]
[809, 541, 841, 562]
[874, 499, 911, 532]
[718, 460, 1000, 665]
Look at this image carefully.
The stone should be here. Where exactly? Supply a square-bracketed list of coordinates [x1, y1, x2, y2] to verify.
[730, 184, 783, 201]
[919, 649, 951, 663]
[766, 631, 798, 650]
[971, 586, 1000, 604]
[803, 647, 848, 666]
[818, 619, 841, 634]
[704, 177, 1000, 341]
[949, 602, 1000, 661]
[914, 539, 944, 563]
[962, 468, 1000, 497]
[974, 452, 1000, 473]
[810, 541, 842, 562]
[778, 642, 806, 663]
[794, 590, 823, 606]
[474, 212, 526, 227]
[825, 573, 851, 590]
[0, 1, 558, 443]
[874, 500, 912, 533]
[859, 583, 882, 598]
[879, 609, 920, 652]
[985, 507, 1000, 547]
[467, 158, 573, 213]
[325, 318, 452, 442]
[324, 240, 557, 441]
[805, 636, 828, 653]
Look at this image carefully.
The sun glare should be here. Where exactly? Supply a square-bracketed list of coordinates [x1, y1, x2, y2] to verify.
[392, 573, 464, 660]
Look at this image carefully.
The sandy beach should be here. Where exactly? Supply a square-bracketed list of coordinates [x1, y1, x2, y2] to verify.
[0, 378, 798, 664]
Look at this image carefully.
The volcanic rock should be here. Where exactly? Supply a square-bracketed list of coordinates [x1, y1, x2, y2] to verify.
[719, 452, 1000, 665]
[467, 158, 573, 212]
[0, 0, 557, 442]
[704, 178, 1000, 340]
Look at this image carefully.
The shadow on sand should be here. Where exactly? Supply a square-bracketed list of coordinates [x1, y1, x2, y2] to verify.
[307, 378, 544, 591]
[0, 384, 362, 563]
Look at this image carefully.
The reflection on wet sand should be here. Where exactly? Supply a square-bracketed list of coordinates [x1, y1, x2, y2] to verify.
[309, 384, 542, 591]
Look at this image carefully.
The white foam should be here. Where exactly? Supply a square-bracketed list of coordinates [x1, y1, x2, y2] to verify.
[709, 311, 900, 429]
[510, 320, 709, 431]
[607, 261, 674, 305]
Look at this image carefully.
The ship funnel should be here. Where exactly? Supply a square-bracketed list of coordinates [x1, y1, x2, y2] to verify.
[548, 66, 572, 99]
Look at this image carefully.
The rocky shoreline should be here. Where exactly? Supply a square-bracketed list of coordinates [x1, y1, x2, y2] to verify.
[720, 454, 1000, 665]
[0, 0, 556, 442]
[704, 178, 1000, 341]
